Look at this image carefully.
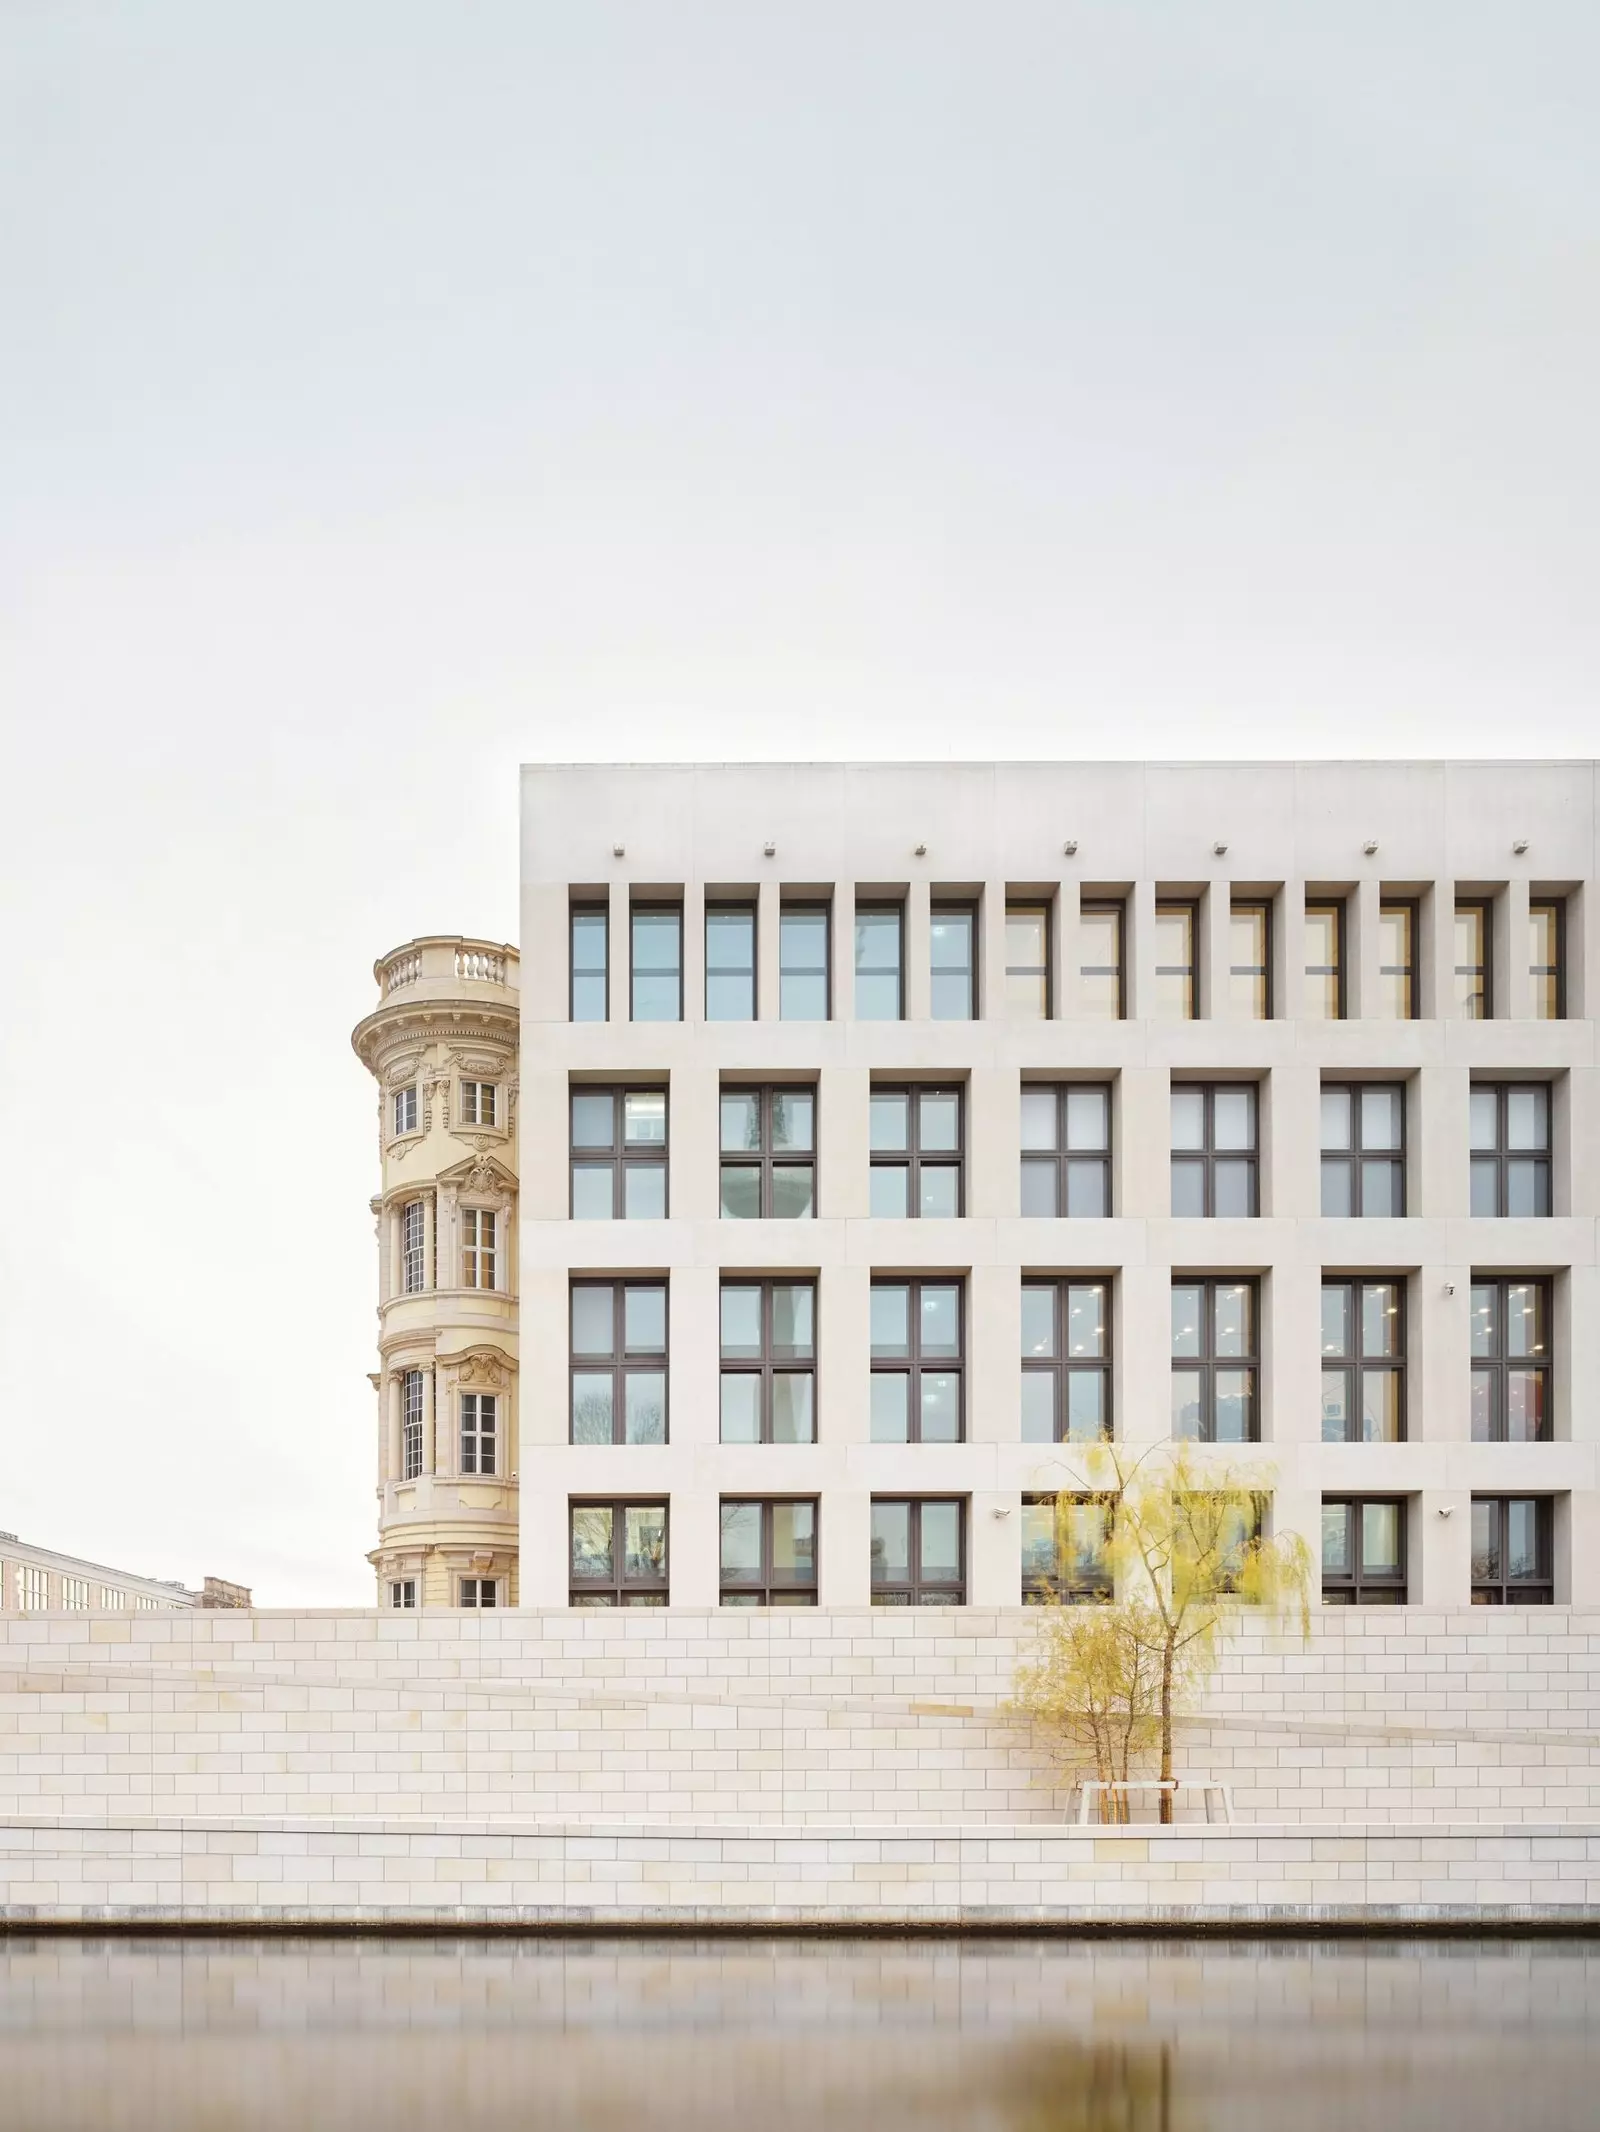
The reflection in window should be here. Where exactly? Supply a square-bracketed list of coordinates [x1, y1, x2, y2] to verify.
[779, 905, 829, 1019]
[1004, 904, 1049, 1019]
[930, 905, 977, 1020]
[1320, 1083, 1404, 1216]
[720, 1499, 818, 1606]
[870, 1279, 963, 1443]
[1453, 899, 1491, 1019]
[869, 1086, 962, 1217]
[1229, 900, 1271, 1019]
[1529, 901, 1563, 1021]
[570, 1501, 669, 1606]
[705, 906, 756, 1021]
[871, 1498, 966, 1605]
[1022, 1495, 1114, 1603]
[720, 1280, 816, 1443]
[1079, 902, 1124, 1020]
[1471, 1497, 1553, 1604]
[1171, 1278, 1259, 1442]
[630, 905, 683, 1022]
[1304, 903, 1344, 1019]
[1321, 1499, 1406, 1604]
[854, 906, 904, 1020]
[1021, 1280, 1111, 1445]
[570, 1085, 668, 1219]
[1154, 902, 1197, 1020]
[1020, 1084, 1111, 1217]
[570, 1281, 668, 1445]
[1469, 1083, 1551, 1217]
[1321, 1280, 1405, 1442]
[1170, 1084, 1259, 1217]
[719, 1085, 816, 1218]
[1470, 1279, 1550, 1443]
[1376, 902, 1416, 1020]
[570, 905, 608, 1022]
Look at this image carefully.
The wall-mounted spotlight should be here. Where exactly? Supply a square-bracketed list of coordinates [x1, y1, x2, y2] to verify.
[1363, 839, 1379, 856]
[1062, 839, 1078, 857]
[1512, 838, 1529, 855]
[1444, 1282, 1456, 1297]
[763, 841, 776, 857]
[1212, 841, 1228, 857]
[612, 843, 625, 858]
[914, 842, 927, 857]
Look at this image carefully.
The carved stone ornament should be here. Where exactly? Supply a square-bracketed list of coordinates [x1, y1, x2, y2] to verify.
[456, 1351, 510, 1389]
[382, 1053, 425, 1091]
[458, 1133, 497, 1154]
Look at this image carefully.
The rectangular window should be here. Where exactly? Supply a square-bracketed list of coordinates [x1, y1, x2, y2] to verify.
[17, 1566, 48, 1610]
[630, 903, 683, 1022]
[1529, 900, 1563, 1021]
[569, 1501, 669, 1606]
[1376, 900, 1417, 1020]
[461, 1207, 498, 1288]
[1304, 902, 1344, 1019]
[869, 1086, 963, 1217]
[930, 903, 977, 1020]
[389, 1579, 416, 1609]
[1021, 1495, 1114, 1603]
[1470, 1279, 1551, 1443]
[1170, 1085, 1258, 1217]
[870, 1279, 963, 1443]
[392, 1086, 418, 1137]
[719, 1499, 818, 1606]
[720, 1280, 817, 1443]
[460, 1392, 497, 1475]
[62, 1576, 88, 1609]
[706, 904, 757, 1021]
[1171, 1279, 1259, 1442]
[1019, 1084, 1111, 1217]
[1469, 1083, 1552, 1216]
[1079, 901, 1125, 1021]
[402, 1369, 424, 1480]
[98, 1587, 127, 1610]
[1021, 1280, 1112, 1445]
[1229, 899, 1271, 1019]
[1153, 901, 1198, 1020]
[1004, 903, 1049, 1019]
[871, 1499, 966, 1606]
[1320, 1083, 1405, 1216]
[1322, 1499, 1407, 1604]
[570, 1086, 668, 1219]
[1453, 898, 1492, 1019]
[854, 904, 904, 1020]
[458, 1578, 498, 1608]
[1320, 1280, 1405, 1442]
[459, 1081, 497, 1128]
[779, 904, 829, 1019]
[571, 904, 609, 1022]
[719, 1085, 816, 1218]
[570, 1281, 668, 1445]
[1471, 1497, 1554, 1604]
[402, 1200, 426, 1293]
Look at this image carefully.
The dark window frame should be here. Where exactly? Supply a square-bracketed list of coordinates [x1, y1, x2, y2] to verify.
[1154, 899, 1199, 1020]
[870, 1497, 968, 1606]
[569, 1279, 670, 1446]
[1321, 1497, 1408, 1605]
[629, 900, 684, 1023]
[719, 1277, 818, 1444]
[719, 1082, 817, 1218]
[570, 903, 610, 1024]
[1471, 1496, 1554, 1605]
[389, 1579, 416, 1609]
[930, 901, 979, 1022]
[568, 1498, 670, 1606]
[1171, 1277, 1260, 1443]
[705, 901, 757, 1022]
[1453, 896, 1493, 1021]
[1004, 900, 1051, 1019]
[869, 1276, 966, 1443]
[569, 1084, 670, 1219]
[719, 1497, 819, 1607]
[1019, 1081, 1113, 1218]
[1304, 899, 1346, 1021]
[854, 901, 906, 1021]
[1470, 1082, 1552, 1218]
[1229, 897, 1273, 1020]
[1170, 1083, 1259, 1218]
[779, 901, 831, 1020]
[1079, 899, 1126, 1021]
[1021, 1494, 1115, 1604]
[1320, 1278, 1407, 1443]
[1021, 1278, 1113, 1445]
[458, 1577, 499, 1608]
[869, 1084, 965, 1218]
[1321, 1081, 1406, 1217]
[1529, 898, 1565, 1022]
[1470, 1276, 1552, 1443]
[459, 1390, 497, 1475]
[1377, 898, 1418, 1020]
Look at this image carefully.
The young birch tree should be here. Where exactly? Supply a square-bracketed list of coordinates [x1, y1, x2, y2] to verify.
[1009, 1600, 1165, 1819]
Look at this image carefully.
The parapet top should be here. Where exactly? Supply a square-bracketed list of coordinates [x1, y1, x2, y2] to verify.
[373, 936, 520, 997]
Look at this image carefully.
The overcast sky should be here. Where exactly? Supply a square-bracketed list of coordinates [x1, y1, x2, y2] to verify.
[1, 4, 1595, 1603]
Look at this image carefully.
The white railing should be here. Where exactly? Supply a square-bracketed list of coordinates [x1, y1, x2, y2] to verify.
[381, 951, 422, 994]
[455, 949, 507, 984]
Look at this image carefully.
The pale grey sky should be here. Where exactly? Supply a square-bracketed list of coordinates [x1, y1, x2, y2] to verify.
[1, 4, 1596, 1601]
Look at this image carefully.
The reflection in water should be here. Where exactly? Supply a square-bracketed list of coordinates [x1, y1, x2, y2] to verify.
[0, 1938, 1595, 2132]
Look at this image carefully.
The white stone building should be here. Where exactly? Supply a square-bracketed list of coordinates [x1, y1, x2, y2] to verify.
[0, 1533, 248, 1612]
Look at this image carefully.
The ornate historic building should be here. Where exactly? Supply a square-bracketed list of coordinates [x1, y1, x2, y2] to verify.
[352, 936, 520, 1606]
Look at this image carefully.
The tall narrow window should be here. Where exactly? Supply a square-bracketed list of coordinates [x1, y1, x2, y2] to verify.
[1471, 1497, 1553, 1604]
[1322, 1500, 1407, 1604]
[401, 1369, 424, 1480]
[854, 905, 904, 1020]
[461, 1208, 497, 1288]
[570, 1281, 668, 1444]
[1304, 903, 1344, 1019]
[1019, 1084, 1111, 1217]
[1320, 1084, 1405, 1216]
[930, 904, 977, 1020]
[1470, 1280, 1550, 1442]
[1320, 1280, 1405, 1442]
[1229, 899, 1271, 1019]
[1453, 899, 1491, 1019]
[402, 1200, 426, 1293]
[1021, 1280, 1111, 1444]
[1004, 904, 1050, 1018]
[459, 1081, 497, 1127]
[570, 1086, 668, 1219]
[17, 1567, 48, 1610]
[62, 1577, 89, 1610]
[630, 904, 683, 1022]
[1376, 900, 1417, 1020]
[870, 1279, 963, 1442]
[1079, 902, 1124, 1020]
[392, 1086, 418, 1137]
[705, 904, 756, 1021]
[1529, 901, 1563, 1020]
[779, 904, 829, 1019]
[1170, 1085, 1258, 1217]
[1469, 1084, 1551, 1216]
[720, 1280, 817, 1443]
[1171, 1279, 1258, 1442]
[869, 1087, 962, 1217]
[1154, 902, 1198, 1020]
[870, 1499, 966, 1606]
[460, 1392, 497, 1475]
[570, 905, 609, 1022]
[1021, 1496, 1114, 1603]
[570, 1501, 669, 1606]
[720, 1500, 818, 1606]
[719, 1086, 815, 1218]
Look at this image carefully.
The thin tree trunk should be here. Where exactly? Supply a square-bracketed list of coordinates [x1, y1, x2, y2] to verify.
[1159, 1639, 1175, 1825]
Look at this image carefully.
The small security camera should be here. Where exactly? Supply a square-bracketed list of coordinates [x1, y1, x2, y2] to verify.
[1444, 1282, 1456, 1297]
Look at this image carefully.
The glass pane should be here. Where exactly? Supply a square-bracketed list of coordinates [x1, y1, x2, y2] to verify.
[1170, 1286, 1203, 1357]
[771, 1374, 814, 1443]
[1079, 909, 1122, 1019]
[1170, 1161, 1205, 1217]
[1321, 1504, 1351, 1573]
[706, 971, 754, 1021]
[1020, 1373, 1056, 1444]
[719, 1166, 761, 1220]
[632, 973, 679, 1022]
[870, 1285, 910, 1356]
[1360, 1371, 1401, 1443]
[1506, 1370, 1545, 1442]
[1065, 1159, 1107, 1217]
[780, 971, 827, 1020]
[571, 1093, 615, 1148]
[772, 1284, 815, 1358]
[1470, 1500, 1497, 1581]
[571, 1373, 614, 1444]
[706, 910, 754, 966]
[855, 911, 902, 1019]
[624, 1372, 666, 1444]
[919, 1373, 960, 1441]
[1021, 1500, 1058, 1579]
[780, 910, 828, 972]
[571, 912, 607, 970]
[771, 1091, 814, 1152]
[723, 1367, 762, 1437]
[1020, 1089, 1059, 1151]
[1215, 1283, 1252, 1356]
[1471, 1369, 1493, 1441]
[1506, 1283, 1545, 1358]
[1363, 1283, 1400, 1357]
[1067, 1285, 1106, 1358]
[1453, 907, 1487, 1018]
[1321, 1369, 1349, 1441]
[1321, 1286, 1350, 1356]
[1080, 969, 1122, 1019]
[720, 1285, 762, 1359]
[1170, 1369, 1203, 1439]
[1065, 1372, 1105, 1442]
[1470, 1157, 1498, 1216]
[1360, 1159, 1400, 1217]
[919, 1166, 960, 1218]
[1065, 1087, 1109, 1151]
[1321, 1158, 1353, 1217]
[1169, 1090, 1205, 1150]
[720, 1503, 762, 1579]
[870, 1373, 910, 1442]
[1005, 908, 1047, 968]
[1154, 908, 1194, 1018]
[1229, 908, 1269, 1019]
[571, 1507, 614, 1580]
[632, 910, 680, 970]
[1361, 1087, 1401, 1151]
[1213, 1089, 1255, 1150]
[856, 973, 901, 1020]
[1361, 1502, 1401, 1576]
[930, 910, 974, 968]
[1469, 1089, 1499, 1152]
[1507, 1087, 1548, 1151]
[1021, 1287, 1056, 1358]
[770, 1165, 815, 1218]
[771, 1502, 815, 1583]
[870, 1502, 910, 1583]
[625, 1286, 666, 1351]
[870, 1164, 910, 1217]
[1374, 969, 1409, 1019]
[572, 972, 607, 1022]
[869, 1092, 910, 1152]
[624, 1165, 666, 1219]
[929, 970, 970, 1019]
[572, 1165, 614, 1220]
[1213, 1159, 1254, 1217]
[919, 1503, 961, 1580]
[1320, 1089, 1353, 1152]
[1005, 971, 1048, 1018]
[1506, 1500, 1541, 1580]
[1506, 1159, 1549, 1217]
[920, 1091, 960, 1151]
[920, 1285, 960, 1357]
[1021, 1158, 1058, 1216]
[623, 1508, 666, 1581]
[571, 1286, 614, 1356]
[1214, 1369, 1252, 1441]
[720, 1093, 761, 1152]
